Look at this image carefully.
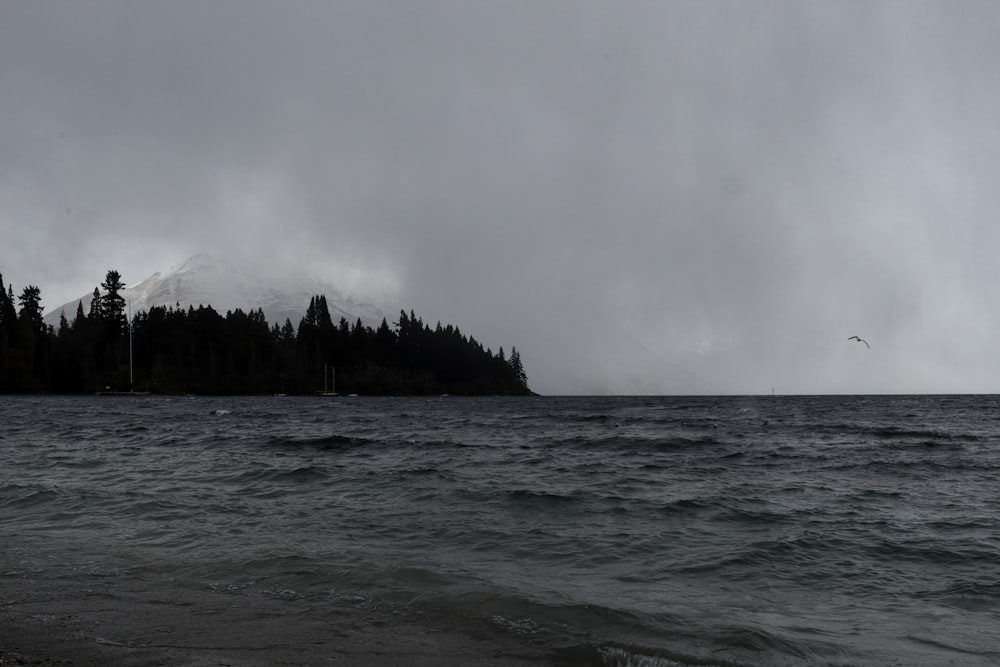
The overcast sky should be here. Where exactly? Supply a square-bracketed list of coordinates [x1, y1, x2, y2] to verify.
[3, 1, 1000, 394]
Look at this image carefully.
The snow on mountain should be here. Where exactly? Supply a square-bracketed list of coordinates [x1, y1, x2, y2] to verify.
[44, 254, 397, 329]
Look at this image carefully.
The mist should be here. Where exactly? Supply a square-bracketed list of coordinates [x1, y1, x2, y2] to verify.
[3, 1, 1000, 394]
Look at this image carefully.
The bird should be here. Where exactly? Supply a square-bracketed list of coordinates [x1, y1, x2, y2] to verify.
[848, 336, 870, 349]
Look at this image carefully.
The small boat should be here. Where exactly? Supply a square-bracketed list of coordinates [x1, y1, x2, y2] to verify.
[96, 303, 151, 396]
[316, 363, 339, 396]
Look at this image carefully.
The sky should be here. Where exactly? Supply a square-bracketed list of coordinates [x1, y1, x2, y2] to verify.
[3, 1, 1000, 395]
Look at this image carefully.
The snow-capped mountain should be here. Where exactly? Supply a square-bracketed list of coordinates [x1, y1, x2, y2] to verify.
[44, 254, 397, 329]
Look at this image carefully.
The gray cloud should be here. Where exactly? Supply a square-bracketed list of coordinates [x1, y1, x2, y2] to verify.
[3, 1, 1000, 393]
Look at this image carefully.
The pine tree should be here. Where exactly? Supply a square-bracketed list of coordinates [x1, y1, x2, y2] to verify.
[301, 296, 318, 329]
[316, 295, 333, 330]
[17, 285, 45, 336]
[0, 275, 12, 390]
[88, 288, 102, 319]
[99, 270, 128, 337]
[0, 277, 533, 395]
[0, 276, 16, 331]
[73, 301, 86, 329]
[509, 346, 528, 389]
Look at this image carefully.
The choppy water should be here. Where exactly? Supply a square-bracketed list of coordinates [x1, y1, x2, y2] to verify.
[2, 395, 999, 665]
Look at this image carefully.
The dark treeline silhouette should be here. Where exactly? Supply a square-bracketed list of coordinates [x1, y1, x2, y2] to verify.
[0, 270, 532, 396]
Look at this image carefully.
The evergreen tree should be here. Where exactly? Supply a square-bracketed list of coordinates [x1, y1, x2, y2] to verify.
[99, 270, 128, 337]
[73, 301, 86, 329]
[0, 279, 533, 395]
[0, 276, 17, 333]
[301, 296, 318, 329]
[509, 346, 528, 389]
[0, 275, 12, 391]
[316, 295, 333, 330]
[374, 318, 395, 366]
[88, 288, 102, 319]
[0, 274, 17, 330]
[13, 285, 50, 391]
[17, 285, 45, 336]
[280, 318, 295, 342]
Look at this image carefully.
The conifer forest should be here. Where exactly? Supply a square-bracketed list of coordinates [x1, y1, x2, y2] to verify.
[0, 270, 532, 396]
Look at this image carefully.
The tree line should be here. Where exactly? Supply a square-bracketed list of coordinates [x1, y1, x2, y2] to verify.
[0, 270, 532, 396]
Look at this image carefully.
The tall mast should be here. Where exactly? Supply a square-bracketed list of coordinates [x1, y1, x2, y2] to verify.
[128, 300, 134, 392]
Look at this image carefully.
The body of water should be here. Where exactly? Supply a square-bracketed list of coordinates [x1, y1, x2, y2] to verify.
[2, 395, 999, 665]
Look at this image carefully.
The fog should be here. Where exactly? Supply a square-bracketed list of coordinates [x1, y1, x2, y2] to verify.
[3, 1, 1000, 393]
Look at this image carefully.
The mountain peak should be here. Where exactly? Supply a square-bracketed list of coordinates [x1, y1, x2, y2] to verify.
[44, 254, 397, 328]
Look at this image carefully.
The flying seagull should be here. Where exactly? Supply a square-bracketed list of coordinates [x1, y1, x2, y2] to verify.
[848, 336, 870, 349]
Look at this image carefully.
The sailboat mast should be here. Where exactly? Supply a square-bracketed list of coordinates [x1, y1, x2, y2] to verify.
[128, 301, 134, 392]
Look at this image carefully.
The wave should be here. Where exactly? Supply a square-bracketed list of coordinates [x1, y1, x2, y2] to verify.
[547, 643, 702, 667]
[799, 420, 985, 449]
[871, 425, 983, 442]
[546, 619, 874, 666]
[216, 464, 331, 487]
[652, 497, 712, 517]
[904, 634, 1000, 663]
[4, 395, 1000, 666]
[867, 536, 999, 566]
[402, 583, 860, 666]
[507, 488, 582, 505]
[264, 432, 476, 453]
[550, 434, 725, 453]
[673, 532, 859, 581]
[267, 433, 377, 451]
[0, 485, 61, 510]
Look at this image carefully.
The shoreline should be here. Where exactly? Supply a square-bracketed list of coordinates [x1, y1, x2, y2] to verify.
[0, 538, 548, 667]
[0, 596, 549, 667]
